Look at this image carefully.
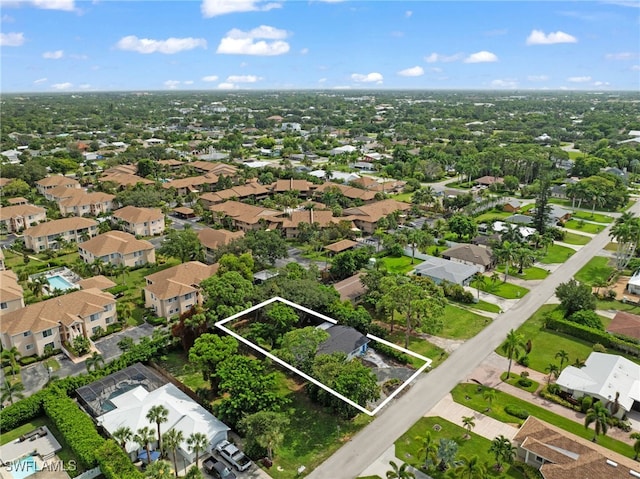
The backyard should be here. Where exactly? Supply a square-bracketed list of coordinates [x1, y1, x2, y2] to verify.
[538, 244, 575, 264]
[574, 256, 615, 286]
[378, 255, 418, 274]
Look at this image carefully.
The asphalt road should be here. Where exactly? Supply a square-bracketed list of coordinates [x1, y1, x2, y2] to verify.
[307, 201, 637, 479]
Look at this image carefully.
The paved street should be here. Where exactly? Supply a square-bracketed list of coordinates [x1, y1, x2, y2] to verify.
[307, 201, 637, 479]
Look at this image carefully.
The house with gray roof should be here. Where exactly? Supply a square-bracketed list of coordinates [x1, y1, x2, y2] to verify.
[317, 324, 369, 361]
[413, 256, 479, 286]
[442, 244, 495, 273]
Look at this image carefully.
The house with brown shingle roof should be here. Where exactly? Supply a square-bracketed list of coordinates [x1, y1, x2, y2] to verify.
[280, 209, 351, 239]
[607, 311, 640, 340]
[0, 204, 46, 233]
[79, 231, 155, 267]
[441, 244, 495, 273]
[207, 201, 284, 232]
[314, 182, 378, 203]
[197, 228, 245, 263]
[162, 173, 219, 196]
[99, 172, 154, 189]
[189, 161, 237, 177]
[475, 175, 504, 187]
[7, 197, 29, 205]
[24, 217, 98, 251]
[144, 261, 218, 318]
[332, 273, 367, 303]
[199, 180, 271, 207]
[0, 270, 25, 316]
[36, 175, 80, 196]
[58, 189, 115, 216]
[0, 288, 116, 357]
[271, 178, 315, 198]
[513, 416, 640, 479]
[112, 206, 165, 237]
[77, 275, 117, 291]
[324, 239, 358, 255]
[342, 199, 411, 234]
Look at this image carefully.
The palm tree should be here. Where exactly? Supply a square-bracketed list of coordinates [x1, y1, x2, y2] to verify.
[462, 416, 476, 439]
[483, 388, 496, 412]
[489, 435, 516, 472]
[162, 428, 184, 478]
[495, 241, 516, 282]
[29, 276, 48, 298]
[454, 455, 486, 479]
[501, 329, 525, 380]
[147, 405, 169, 453]
[474, 274, 486, 301]
[584, 402, 610, 443]
[112, 426, 133, 451]
[610, 212, 640, 271]
[145, 460, 174, 479]
[85, 352, 104, 372]
[134, 426, 156, 465]
[630, 432, 640, 460]
[386, 460, 415, 479]
[573, 357, 587, 368]
[186, 432, 208, 469]
[555, 350, 569, 370]
[1, 379, 25, 405]
[1, 346, 21, 379]
[545, 363, 560, 384]
[436, 438, 458, 471]
[417, 431, 438, 470]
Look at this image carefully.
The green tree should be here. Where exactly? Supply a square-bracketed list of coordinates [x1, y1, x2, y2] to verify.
[555, 349, 569, 370]
[545, 363, 560, 384]
[112, 426, 133, 450]
[186, 432, 208, 469]
[1, 347, 21, 379]
[483, 388, 496, 412]
[417, 431, 438, 470]
[454, 455, 486, 479]
[489, 435, 516, 472]
[217, 252, 254, 281]
[239, 411, 290, 461]
[555, 279, 596, 317]
[85, 352, 105, 372]
[244, 229, 288, 266]
[386, 460, 415, 479]
[145, 460, 173, 479]
[610, 212, 640, 271]
[584, 401, 610, 443]
[201, 271, 255, 323]
[0, 379, 25, 405]
[158, 226, 204, 263]
[436, 438, 458, 471]
[448, 214, 477, 239]
[501, 329, 525, 380]
[495, 241, 517, 283]
[134, 426, 156, 465]
[533, 173, 552, 234]
[276, 326, 329, 373]
[630, 432, 640, 460]
[162, 428, 184, 478]
[147, 404, 169, 453]
[189, 333, 238, 388]
[473, 274, 487, 301]
[462, 416, 476, 439]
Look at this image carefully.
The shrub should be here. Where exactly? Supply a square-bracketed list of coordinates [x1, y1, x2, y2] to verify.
[568, 310, 603, 330]
[90, 326, 106, 341]
[19, 356, 37, 366]
[517, 354, 530, 367]
[593, 343, 607, 353]
[373, 344, 410, 365]
[95, 440, 144, 479]
[517, 377, 533, 388]
[4, 365, 19, 376]
[539, 386, 578, 410]
[505, 404, 529, 420]
[0, 393, 44, 431]
[581, 396, 593, 413]
[106, 284, 128, 296]
[147, 316, 168, 326]
[547, 383, 561, 395]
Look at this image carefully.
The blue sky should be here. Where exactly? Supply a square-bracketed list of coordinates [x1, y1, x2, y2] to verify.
[1, 0, 639, 92]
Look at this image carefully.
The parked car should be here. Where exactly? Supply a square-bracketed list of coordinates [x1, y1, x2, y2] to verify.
[215, 440, 252, 472]
[203, 455, 236, 479]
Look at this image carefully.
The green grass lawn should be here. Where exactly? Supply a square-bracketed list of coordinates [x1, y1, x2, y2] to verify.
[472, 279, 529, 299]
[453, 299, 502, 314]
[107, 257, 180, 305]
[539, 244, 575, 264]
[440, 304, 492, 339]
[509, 266, 550, 281]
[500, 372, 540, 393]
[604, 242, 618, 252]
[379, 255, 418, 274]
[395, 416, 523, 478]
[561, 231, 592, 246]
[451, 384, 635, 458]
[387, 331, 447, 369]
[566, 150, 585, 160]
[391, 192, 413, 202]
[574, 256, 614, 286]
[571, 211, 613, 223]
[519, 203, 535, 213]
[474, 211, 512, 223]
[564, 219, 604, 234]
[157, 350, 210, 392]
[596, 299, 640, 313]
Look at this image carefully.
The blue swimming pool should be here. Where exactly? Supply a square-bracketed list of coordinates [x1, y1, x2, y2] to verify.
[7, 455, 40, 479]
[47, 275, 75, 291]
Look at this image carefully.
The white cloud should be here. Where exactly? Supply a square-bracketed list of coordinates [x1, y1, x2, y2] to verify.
[79, 83, 91, 89]
[405, 10, 412, 17]
[33, 77, 47, 84]
[226, 74, 261, 83]
[164, 80, 181, 89]
[318, 78, 327, 83]
[184, 80, 194, 85]
[593, 81, 611, 87]
[116, 35, 207, 54]
[424, 52, 463, 63]
[216, 25, 289, 56]
[430, 67, 443, 73]
[32, 0, 75, 11]
[69, 53, 88, 60]
[397, 66, 424, 77]
[51, 82, 73, 90]
[1, 14, 15, 22]
[464, 51, 498, 63]
[631, 65, 640, 71]
[526, 29, 577, 45]
[351, 72, 384, 83]
[217, 82, 238, 89]
[202, 75, 219, 82]
[43, 49, 64, 59]
[491, 79, 518, 88]
[605, 52, 637, 60]
[0, 32, 24, 46]
[300, 47, 309, 55]
[567, 76, 592, 82]
[527, 75, 549, 82]
[201, 0, 281, 17]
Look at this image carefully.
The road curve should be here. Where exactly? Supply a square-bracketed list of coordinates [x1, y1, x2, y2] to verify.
[308, 202, 637, 479]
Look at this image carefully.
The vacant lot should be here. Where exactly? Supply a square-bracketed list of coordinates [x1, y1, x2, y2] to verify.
[379, 255, 418, 274]
[440, 304, 492, 339]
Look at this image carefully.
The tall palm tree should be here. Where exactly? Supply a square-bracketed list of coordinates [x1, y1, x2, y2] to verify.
[483, 388, 496, 412]
[584, 402, 610, 443]
[1, 346, 21, 379]
[134, 426, 156, 465]
[1, 379, 25, 405]
[145, 460, 174, 479]
[630, 432, 640, 460]
[489, 435, 516, 472]
[610, 212, 640, 271]
[386, 460, 415, 479]
[162, 428, 184, 478]
[147, 405, 169, 453]
[112, 426, 133, 451]
[495, 241, 516, 282]
[462, 416, 476, 439]
[474, 274, 486, 301]
[417, 431, 438, 470]
[186, 432, 208, 469]
[29, 276, 48, 298]
[555, 350, 569, 370]
[454, 455, 486, 479]
[85, 352, 104, 372]
[545, 363, 560, 384]
[501, 329, 525, 380]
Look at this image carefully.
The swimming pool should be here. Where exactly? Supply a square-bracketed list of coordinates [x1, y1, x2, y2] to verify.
[47, 275, 75, 291]
[6, 455, 40, 479]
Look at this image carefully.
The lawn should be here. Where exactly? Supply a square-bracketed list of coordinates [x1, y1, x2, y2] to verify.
[379, 255, 418, 274]
[395, 416, 523, 478]
[596, 299, 640, 313]
[387, 331, 447, 369]
[451, 383, 635, 458]
[453, 299, 502, 314]
[391, 192, 413, 202]
[538, 244, 575, 264]
[106, 257, 180, 305]
[564, 219, 604, 234]
[499, 266, 550, 281]
[157, 350, 209, 392]
[500, 372, 540, 393]
[574, 256, 615, 286]
[474, 211, 512, 223]
[604, 242, 618, 252]
[440, 304, 492, 340]
[561, 231, 592, 246]
[472, 278, 529, 299]
[571, 211, 613, 224]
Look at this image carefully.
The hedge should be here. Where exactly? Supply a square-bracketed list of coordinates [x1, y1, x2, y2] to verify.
[373, 343, 410, 365]
[505, 404, 529, 420]
[0, 393, 44, 431]
[42, 392, 105, 469]
[545, 317, 640, 357]
[95, 440, 144, 479]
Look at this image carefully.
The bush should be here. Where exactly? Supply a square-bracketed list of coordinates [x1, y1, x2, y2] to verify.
[517, 378, 533, 388]
[95, 440, 144, 479]
[442, 282, 475, 304]
[147, 316, 168, 326]
[373, 344, 410, 365]
[505, 404, 529, 420]
[539, 386, 579, 410]
[4, 364, 20, 376]
[593, 343, 607, 353]
[106, 284, 128, 295]
[547, 383, 561, 395]
[568, 310, 603, 330]
[517, 354, 530, 367]
[581, 396, 593, 413]
[0, 393, 44, 431]
[19, 356, 37, 366]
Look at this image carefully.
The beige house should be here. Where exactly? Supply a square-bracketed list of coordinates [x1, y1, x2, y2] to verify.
[189, 161, 237, 176]
[79, 231, 155, 267]
[0, 204, 46, 233]
[24, 217, 98, 251]
[36, 175, 80, 197]
[112, 206, 165, 236]
[342, 199, 411, 234]
[57, 190, 115, 216]
[280, 209, 351, 239]
[199, 180, 271, 207]
[0, 288, 116, 357]
[207, 201, 284, 232]
[197, 228, 245, 263]
[162, 174, 219, 196]
[0, 270, 25, 316]
[442, 244, 495, 273]
[271, 178, 315, 198]
[144, 261, 218, 319]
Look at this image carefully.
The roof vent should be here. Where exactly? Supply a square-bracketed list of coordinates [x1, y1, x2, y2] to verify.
[606, 460, 618, 467]
[630, 470, 640, 478]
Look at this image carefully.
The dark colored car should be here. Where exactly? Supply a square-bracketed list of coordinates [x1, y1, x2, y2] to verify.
[203, 456, 236, 479]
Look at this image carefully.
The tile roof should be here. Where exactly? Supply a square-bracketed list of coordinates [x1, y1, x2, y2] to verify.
[442, 244, 494, 267]
[197, 228, 244, 250]
[189, 161, 237, 176]
[36, 175, 80, 187]
[79, 231, 154, 256]
[272, 178, 314, 193]
[58, 190, 115, 207]
[200, 181, 270, 203]
[280, 209, 342, 229]
[0, 288, 114, 335]
[0, 270, 24, 302]
[315, 182, 378, 201]
[607, 311, 640, 340]
[162, 173, 219, 190]
[325, 239, 358, 253]
[24, 217, 98, 237]
[113, 206, 164, 224]
[100, 172, 154, 186]
[144, 261, 219, 300]
[208, 201, 283, 225]
[342, 199, 411, 223]
[0, 204, 46, 221]
[77, 275, 117, 291]
[332, 273, 367, 302]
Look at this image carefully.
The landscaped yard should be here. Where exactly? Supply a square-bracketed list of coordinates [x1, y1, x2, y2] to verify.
[472, 278, 529, 299]
[454, 299, 502, 314]
[387, 331, 447, 369]
[440, 304, 492, 339]
[604, 242, 618, 252]
[538, 244, 575, 263]
[395, 416, 524, 478]
[571, 211, 613, 223]
[500, 372, 540, 393]
[474, 211, 512, 223]
[564, 219, 604, 234]
[451, 383, 635, 458]
[574, 256, 615, 286]
[561, 231, 592, 246]
[391, 191, 413, 202]
[378, 255, 419, 274]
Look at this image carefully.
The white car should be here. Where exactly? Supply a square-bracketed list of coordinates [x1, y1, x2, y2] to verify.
[215, 440, 252, 472]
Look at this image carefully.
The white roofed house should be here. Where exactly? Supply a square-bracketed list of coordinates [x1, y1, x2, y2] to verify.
[626, 269, 640, 295]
